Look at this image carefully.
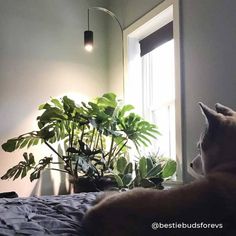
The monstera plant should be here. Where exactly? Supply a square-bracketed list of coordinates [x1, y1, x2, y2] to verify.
[1, 93, 160, 192]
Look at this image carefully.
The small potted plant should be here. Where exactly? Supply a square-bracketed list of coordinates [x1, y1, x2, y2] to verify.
[1, 93, 160, 192]
[113, 154, 177, 190]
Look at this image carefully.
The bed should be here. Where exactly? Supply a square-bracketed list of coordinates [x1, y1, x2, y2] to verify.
[0, 192, 99, 236]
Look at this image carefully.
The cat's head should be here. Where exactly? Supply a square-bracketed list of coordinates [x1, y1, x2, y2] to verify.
[189, 103, 236, 178]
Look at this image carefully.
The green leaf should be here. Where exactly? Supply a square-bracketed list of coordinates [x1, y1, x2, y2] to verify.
[38, 121, 45, 129]
[124, 162, 133, 174]
[23, 152, 28, 162]
[27, 138, 35, 148]
[122, 173, 133, 186]
[38, 128, 55, 140]
[136, 136, 149, 146]
[51, 98, 63, 109]
[139, 157, 147, 178]
[138, 134, 152, 145]
[119, 105, 134, 117]
[39, 107, 66, 123]
[29, 153, 35, 166]
[30, 172, 39, 182]
[1, 167, 17, 180]
[97, 97, 113, 108]
[21, 167, 27, 179]
[19, 138, 30, 149]
[146, 158, 154, 173]
[33, 138, 39, 146]
[146, 164, 162, 178]
[13, 169, 22, 180]
[102, 93, 117, 107]
[62, 96, 76, 115]
[140, 178, 156, 188]
[116, 156, 127, 174]
[149, 177, 163, 185]
[2, 139, 18, 152]
[38, 103, 51, 110]
[15, 139, 24, 149]
[162, 160, 177, 178]
[113, 173, 123, 188]
[104, 106, 115, 116]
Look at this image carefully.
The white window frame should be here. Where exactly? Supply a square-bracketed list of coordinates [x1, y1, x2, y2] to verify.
[123, 0, 183, 183]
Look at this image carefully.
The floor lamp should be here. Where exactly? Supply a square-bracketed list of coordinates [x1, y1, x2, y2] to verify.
[84, 7, 124, 97]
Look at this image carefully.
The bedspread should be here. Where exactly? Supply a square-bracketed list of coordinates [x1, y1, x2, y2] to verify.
[0, 192, 99, 236]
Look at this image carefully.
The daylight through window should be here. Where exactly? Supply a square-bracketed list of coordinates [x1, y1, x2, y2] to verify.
[141, 39, 175, 159]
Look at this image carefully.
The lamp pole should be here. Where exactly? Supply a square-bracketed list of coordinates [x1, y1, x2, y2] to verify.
[84, 7, 124, 98]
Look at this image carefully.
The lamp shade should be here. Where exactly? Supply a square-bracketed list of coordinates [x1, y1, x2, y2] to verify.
[84, 30, 93, 52]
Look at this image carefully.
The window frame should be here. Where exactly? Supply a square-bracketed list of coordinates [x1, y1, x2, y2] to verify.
[123, 0, 183, 183]
[142, 39, 176, 160]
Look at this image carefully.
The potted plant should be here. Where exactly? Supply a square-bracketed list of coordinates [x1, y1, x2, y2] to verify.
[113, 154, 177, 190]
[1, 93, 160, 192]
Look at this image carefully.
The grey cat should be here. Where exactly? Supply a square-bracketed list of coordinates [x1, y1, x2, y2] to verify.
[83, 103, 236, 236]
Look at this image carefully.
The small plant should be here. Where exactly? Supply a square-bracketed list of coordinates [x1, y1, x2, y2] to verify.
[113, 154, 176, 190]
[113, 156, 133, 189]
[1, 93, 160, 191]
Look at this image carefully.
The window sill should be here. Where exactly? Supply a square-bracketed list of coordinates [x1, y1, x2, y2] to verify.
[163, 180, 183, 189]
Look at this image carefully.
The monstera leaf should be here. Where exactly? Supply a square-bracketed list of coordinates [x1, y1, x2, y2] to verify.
[1, 93, 162, 185]
[1, 153, 52, 182]
[118, 112, 160, 148]
[2, 133, 41, 152]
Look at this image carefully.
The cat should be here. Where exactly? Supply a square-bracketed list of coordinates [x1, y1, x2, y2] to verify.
[82, 103, 236, 236]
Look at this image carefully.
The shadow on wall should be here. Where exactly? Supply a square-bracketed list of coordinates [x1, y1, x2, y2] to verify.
[30, 144, 70, 196]
[30, 169, 69, 196]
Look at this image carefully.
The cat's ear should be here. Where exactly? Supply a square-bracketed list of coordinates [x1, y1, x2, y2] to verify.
[215, 103, 234, 116]
[199, 102, 220, 128]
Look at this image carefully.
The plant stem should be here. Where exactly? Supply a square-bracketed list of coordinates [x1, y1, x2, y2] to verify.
[80, 125, 85, 141]
[103, 139, 125, 158]
[99, 132, 103, 151]
[44, 141, 63, 161]
[67, 121, 71, 148]
[18, 131, 38, 138]
[134, 142, 141, 157]
[65, 121, 73, 175]
[94, 131, 99, 149]
[90, 128, 95, 150]
[71, 121, 75, 148]
[68, 121, 76, 176]
[114, 140, 128, 158]
[107, 136, 114, 167]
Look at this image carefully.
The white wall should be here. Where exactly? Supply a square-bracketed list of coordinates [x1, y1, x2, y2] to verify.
[107, 0, 164, 97]
[0, 0, 108, 197]
[108, 0, 236, 182]
[181, 0, 236, 181]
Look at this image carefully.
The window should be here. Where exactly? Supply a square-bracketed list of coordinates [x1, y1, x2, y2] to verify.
[124, 0, 182, 181]
[141, 39, 175, 159]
